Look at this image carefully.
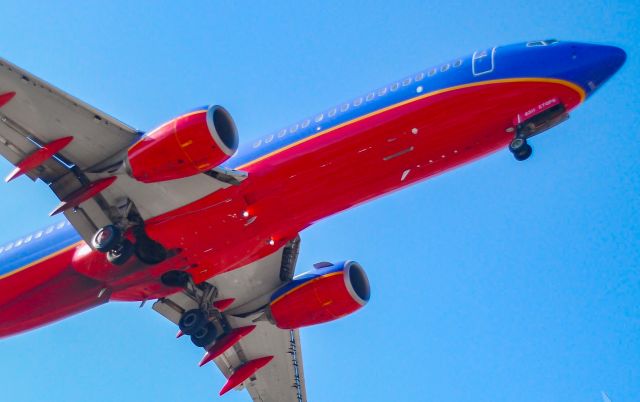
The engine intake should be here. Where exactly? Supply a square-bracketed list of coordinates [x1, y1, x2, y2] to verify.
[268, 261, 370, 329]
[126, 105, 239, 183]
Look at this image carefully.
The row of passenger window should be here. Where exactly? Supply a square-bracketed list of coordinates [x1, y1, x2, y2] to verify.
[0, 221, 70, 254]
[252, 58, 464, 148]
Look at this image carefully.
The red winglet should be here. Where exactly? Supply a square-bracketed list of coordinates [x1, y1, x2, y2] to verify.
[199, 325, 256, 367]
[6, 136, 74, 182]
[213, 298, 235, 312]
[219, 356, 274, 396]
[49, 176, 117, 216]
[0, 92, 15, 108]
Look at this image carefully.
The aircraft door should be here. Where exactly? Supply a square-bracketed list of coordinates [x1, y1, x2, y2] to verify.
[472, 47, 496, 76]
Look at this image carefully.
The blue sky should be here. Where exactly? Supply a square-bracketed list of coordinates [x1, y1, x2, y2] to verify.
[0, 1, 638, 401]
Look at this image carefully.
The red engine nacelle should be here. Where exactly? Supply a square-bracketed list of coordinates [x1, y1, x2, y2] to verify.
[126, 105, 239, 183]
[267, 261, 370, 329]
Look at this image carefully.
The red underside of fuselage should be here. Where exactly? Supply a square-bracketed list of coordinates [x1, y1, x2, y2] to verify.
[0, 79, 583, 337]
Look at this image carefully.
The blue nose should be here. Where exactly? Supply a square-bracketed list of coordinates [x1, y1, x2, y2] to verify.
[574, 43, 626, 94]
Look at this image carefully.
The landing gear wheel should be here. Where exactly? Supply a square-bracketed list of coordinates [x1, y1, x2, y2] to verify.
[134, 240, 168, 265]
[179, 309, 207, 336]
[190, 322, 218, 348]
[92, 225, 122, 252]
[106, 239, 134, 265]
[513, 143, 533, 161]
[509, 138, 525, 153]
[161, 270, 192, 288]
[509, 138, 533, 161]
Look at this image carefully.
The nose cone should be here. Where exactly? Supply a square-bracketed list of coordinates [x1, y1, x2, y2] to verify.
[573, 43, 626, 95]
[590, 44, 626, 76]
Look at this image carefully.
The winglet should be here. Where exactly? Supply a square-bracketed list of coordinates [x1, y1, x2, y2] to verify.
[0, 91, 15, 108]
[199, 325, 256, 367]
[219, 356, 273, 396]
[6, 136, 74, 182]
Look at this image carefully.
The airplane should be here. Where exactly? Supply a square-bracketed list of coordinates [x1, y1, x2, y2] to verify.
[0, 40, 626, 400]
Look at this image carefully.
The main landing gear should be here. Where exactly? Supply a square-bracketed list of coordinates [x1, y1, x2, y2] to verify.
[91, 224, 167, 266]
[161, 270, 227, 348]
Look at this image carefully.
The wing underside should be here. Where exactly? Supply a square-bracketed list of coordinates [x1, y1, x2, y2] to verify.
[153, 239, 308, 401]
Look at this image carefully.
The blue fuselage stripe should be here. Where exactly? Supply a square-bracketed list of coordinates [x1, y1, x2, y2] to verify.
[0, 222, 81, 277]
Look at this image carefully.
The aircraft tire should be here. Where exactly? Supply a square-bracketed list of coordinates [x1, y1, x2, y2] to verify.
[92, 225, 122, 252]
[106, 239, 134, 265]
[190, 323, 218, 348]
[513, 143, 533, 161]
[179, 309, 207, 335]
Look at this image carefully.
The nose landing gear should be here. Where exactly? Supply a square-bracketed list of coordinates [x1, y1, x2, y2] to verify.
[508, 98, 568, 161]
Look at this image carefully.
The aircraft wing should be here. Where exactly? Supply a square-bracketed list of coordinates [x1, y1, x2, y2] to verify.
[0, 58, 245, 243]
[153, 238, 308, 401]
[0, 57, 140, 181]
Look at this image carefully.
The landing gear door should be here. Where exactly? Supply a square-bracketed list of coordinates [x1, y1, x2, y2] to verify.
[472, 47, 496, 76]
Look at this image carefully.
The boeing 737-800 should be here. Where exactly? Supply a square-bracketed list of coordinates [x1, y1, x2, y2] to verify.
[0, 40, 626, 400]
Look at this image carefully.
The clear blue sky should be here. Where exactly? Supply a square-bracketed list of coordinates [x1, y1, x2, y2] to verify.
[0, 2, 638, 401]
